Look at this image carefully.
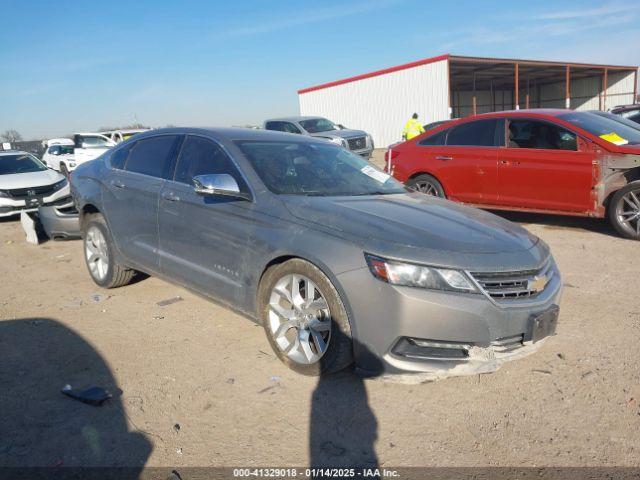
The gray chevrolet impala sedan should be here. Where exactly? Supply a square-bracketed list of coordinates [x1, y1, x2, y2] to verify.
[71, 128, 562, 376]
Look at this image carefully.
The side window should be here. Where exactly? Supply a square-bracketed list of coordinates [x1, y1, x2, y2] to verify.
[174, 136, 248, 191]
[48, 146, 60, 155]
[124, 135, 178, 177]
[508, 120, 577, 151]
[282, 122, 301, 134]
[110, 143, 133, 170]
[418, 129, 448, 146]
[446, 120, 499, 147]
[628, 112, 640, 125]
[265, 122, 283, 132]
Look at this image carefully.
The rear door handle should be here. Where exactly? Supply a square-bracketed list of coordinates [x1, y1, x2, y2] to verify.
[162, 191, 180, 202]
[111, 179, 125, 189]
[435, 155, 453, 161]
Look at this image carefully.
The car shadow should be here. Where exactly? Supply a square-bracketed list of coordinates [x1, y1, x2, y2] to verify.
[309, 332, 381, 470]
[489, 210, 620, 238]
[0, 318, 152, 470]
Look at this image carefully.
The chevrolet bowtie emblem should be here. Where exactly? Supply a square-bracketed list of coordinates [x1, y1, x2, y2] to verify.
[528, 275, 549, 293]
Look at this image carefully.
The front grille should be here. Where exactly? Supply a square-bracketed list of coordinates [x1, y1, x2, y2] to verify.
[470, 259, 554, 302]
[491, 334, 524, 353]
[5, 180, 65, 200]
[347, 136, 367, 151]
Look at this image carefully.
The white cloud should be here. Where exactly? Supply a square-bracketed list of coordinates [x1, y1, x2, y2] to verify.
[216, 0, 402, 37]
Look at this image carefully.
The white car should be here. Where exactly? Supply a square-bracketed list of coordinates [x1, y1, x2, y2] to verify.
[0, 151, 71, 218]
[72, 133, 115, 167]
[42, 138, 76, 174]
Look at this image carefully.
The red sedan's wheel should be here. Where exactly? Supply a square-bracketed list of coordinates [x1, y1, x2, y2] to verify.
[406, 174, 445, 198]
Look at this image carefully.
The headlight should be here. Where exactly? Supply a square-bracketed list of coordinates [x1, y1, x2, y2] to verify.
[366, 134, 374, 149]
[329, 137, 347, 147]
[364, 253, 478, 293]
[52, 178, 68, 192]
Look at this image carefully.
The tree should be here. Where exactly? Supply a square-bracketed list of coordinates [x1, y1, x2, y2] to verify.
[1, 130, 23, 142]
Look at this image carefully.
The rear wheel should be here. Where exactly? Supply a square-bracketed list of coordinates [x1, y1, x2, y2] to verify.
[258, 259, 353, 376]
[406, 174, 445, 198]
[82, 214, 136, 288]
[608, 181, 640, 240]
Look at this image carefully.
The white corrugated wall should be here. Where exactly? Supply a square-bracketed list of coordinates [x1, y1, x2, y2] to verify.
[298, 59, 450, 148]
[605, 71, 637, 109]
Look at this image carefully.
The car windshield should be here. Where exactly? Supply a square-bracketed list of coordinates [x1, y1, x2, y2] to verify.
[0, 153, 48, 175]
[299, 118, 337, 133]
[558, 111, 640, 145]
[591, 111, 640, 131]
[235, 141, 406, 196]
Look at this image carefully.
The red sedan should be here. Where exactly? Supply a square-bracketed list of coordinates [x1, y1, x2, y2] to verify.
[387, 109, 640, 240]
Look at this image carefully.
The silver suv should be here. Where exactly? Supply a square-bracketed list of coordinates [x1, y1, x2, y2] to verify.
[264, 116, 374, 158]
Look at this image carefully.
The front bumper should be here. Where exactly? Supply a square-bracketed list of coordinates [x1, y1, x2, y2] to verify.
[351, 147, 373, 159]
[0, 185, 71, 218]
[38, 202, 80, 239]
[337, 263, 562, 377]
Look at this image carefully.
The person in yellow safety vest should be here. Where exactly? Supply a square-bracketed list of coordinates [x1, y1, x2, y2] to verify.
[403, 113, 425, 140]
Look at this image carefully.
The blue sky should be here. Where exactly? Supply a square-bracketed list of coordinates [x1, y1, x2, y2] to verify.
[1, 0, 639, 139]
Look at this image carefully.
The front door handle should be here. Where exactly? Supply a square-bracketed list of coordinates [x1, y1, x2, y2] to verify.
[500, 160, 521, 166]
[162, 191, 180, 202]
[111, 179, 125, 189]
[435, 155, 453, 161]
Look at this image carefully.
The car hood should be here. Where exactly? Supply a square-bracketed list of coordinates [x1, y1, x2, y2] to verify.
[309, 129, 367, 140]
[0, 168, 64, 189]
[282, 193, 544, 269]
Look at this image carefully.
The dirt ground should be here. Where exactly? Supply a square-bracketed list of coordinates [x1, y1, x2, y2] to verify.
[1, 153, 640, 469]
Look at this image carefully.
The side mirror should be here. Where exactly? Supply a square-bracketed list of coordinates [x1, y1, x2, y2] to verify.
[192, 174, 250, 200]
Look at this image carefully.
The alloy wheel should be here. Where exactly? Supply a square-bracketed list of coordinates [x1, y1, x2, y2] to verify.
[85, 226, 109, 281]
[267, 274, 332, 365]
[616, 188, 640, 237]
[413, 180, 439, 196]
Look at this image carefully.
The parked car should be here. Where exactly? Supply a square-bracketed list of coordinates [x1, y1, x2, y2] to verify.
[102, 129, 150, 143]
[387, 109, 640, 240]
[71, 128, 561, 376]
[589, 110, 640, 131]
[264, 116, 374, 158]
[610, 104, 640, 125]
[42, 138, 76, 173]
[0, 150, 70, 217]
[72, 133, 116, 166]
[423, 120, 451, 131]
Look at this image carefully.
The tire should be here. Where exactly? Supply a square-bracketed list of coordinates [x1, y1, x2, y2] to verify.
[82, 213, 136, 288]
[608, 181, 640, 240]
[406, 173, 445, 198]
[258, 259, 354, 376]
[60, 163, 69, 178]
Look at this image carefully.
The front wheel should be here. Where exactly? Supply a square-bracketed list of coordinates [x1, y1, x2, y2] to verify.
[258, 259, 353, 376]
[608, 181, 640, 240]
[406, 174, 445, 197]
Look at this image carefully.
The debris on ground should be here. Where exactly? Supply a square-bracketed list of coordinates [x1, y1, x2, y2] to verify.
[226, 378, 235, 384]
[153, 315, 165, 320]
[157, 296, 183, 307]
[175, 448, 183, 455]
[20, 211, 40, 245]
[173, 423, 181, 434]
[557, 353, 565, 360]
[532, 369, 552, 375]
[65, 298, 83, 308]
[269, 376, 281, 382]
[61, 385, 112, 406]
[90, 293, 108, 303]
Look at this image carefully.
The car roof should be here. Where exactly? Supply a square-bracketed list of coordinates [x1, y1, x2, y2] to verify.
[264, 116, 326, 122]
[461, 109, 576, 120]
[0, 150, 30, 156]
[130, 126, 328, 144]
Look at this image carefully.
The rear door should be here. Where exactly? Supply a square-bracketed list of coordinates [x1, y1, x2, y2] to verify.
[157, 135, 255, 305]
[418, 119, 501, 204]
[497, 118, 595, 212]
[102, 134, 181, 271]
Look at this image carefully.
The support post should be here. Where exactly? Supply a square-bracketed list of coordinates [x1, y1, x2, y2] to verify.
[472, 72, 477, 115]
[526, 74, 530, 109]
[603, 68, 608, 111]
[514, 63, 519, 109]
[565, 66, 571, 109]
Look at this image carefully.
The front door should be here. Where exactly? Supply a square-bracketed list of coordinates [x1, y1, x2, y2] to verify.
[102, 135, 181, 271]
[423, 118, 501, 204]
[497, 118, 595, 212]
[158, 135, 255, 305]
